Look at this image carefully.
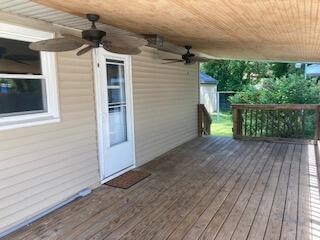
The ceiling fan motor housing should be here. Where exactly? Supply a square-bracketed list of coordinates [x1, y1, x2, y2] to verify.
[181, 45, 195, 64]
[81, 13, 106, 47]
[82, 29, 105, 47]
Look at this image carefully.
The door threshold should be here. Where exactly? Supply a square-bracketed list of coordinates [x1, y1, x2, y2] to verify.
[100, 165, 135, 184]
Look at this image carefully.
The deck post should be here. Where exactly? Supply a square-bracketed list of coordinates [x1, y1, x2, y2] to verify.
[198, 104, 212, 136]
[232, 105, 241, 139]
[197, 104, 203, 136]
[315, 105, 320, 140]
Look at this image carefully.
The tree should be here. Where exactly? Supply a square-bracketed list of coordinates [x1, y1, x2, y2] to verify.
[229, 74, 320, 138]
[229, 74, 320, 104]
[200, 61, 303, 91]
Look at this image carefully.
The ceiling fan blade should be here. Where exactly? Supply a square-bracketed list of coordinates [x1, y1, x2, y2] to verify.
[162, 60, 184, 64]
[162, 58, 181, 61]
[103, 34, 147, 48]
[185, 61, 197, 65]
[62, 34, 96, 46]
[190, 56, 211, 62]
[76, 45, 93, 56]
[103, 43, 142, 55]
[29, 38, 84, 52]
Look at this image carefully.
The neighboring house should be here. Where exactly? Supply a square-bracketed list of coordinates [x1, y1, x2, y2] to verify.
[295, 63, 320, 79]
[200, 72, 218, 114]
[305, 64, 320, 78]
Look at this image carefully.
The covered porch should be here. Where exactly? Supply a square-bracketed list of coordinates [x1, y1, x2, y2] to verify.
[4, 136, 319, 240]
[1, 1, 320, 239]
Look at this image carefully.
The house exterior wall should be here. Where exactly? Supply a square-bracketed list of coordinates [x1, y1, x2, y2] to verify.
[200, 84, 217, 114]
[0, 50, 100, 233]
[0, 16, 199, 234]
[132, 48, 199, 166]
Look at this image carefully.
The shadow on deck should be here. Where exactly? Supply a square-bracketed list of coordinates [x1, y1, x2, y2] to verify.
[4, 136, 320, 240]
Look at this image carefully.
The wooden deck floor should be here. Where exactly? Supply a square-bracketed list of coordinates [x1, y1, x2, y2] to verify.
[4, 137, 320, 240]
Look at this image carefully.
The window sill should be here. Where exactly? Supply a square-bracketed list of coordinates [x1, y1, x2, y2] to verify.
[0, 115, 60, 131]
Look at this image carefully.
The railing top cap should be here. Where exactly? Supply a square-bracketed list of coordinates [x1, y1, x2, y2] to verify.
[232, 104, 320, 110]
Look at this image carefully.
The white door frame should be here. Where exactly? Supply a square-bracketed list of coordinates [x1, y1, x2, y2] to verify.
[92, 48, 136, 183]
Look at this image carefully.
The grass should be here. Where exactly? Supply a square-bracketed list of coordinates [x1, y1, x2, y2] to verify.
[210, 111, 233, 137]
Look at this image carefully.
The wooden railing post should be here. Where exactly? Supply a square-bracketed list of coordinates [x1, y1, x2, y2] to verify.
[197, 104, 203, 136]
[315, 105, 320, 141]
[198, 104, 212, 136]
[232, 106, 242, 139]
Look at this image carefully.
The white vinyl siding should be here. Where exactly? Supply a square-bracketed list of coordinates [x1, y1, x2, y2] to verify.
[0, 51, 100, 233]
[132, 47, 199, 166]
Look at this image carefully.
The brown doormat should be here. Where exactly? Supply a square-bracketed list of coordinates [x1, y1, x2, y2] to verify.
[105, 170, 151, 189]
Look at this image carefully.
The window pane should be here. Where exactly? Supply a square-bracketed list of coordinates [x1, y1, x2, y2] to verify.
[106, 63, 125, 87]
[108, 89, 126, 104]
[0, 78, 46, 116]
[108, 106, 127, 146]
[0, 37, 41, 75]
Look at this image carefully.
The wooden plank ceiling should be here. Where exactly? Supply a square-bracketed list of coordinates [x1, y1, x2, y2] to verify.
[34, 0, 320, 62]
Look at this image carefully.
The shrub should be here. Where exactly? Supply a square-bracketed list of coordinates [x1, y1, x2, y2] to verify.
[229, 74, 320, 139]
[229, 74, 320, 104]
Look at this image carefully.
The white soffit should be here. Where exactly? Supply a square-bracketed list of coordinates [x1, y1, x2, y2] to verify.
[0, 0, 131, 35]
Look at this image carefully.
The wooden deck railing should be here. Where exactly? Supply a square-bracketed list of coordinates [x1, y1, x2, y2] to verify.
[198, 104, 212, 136]
[232, 104, 320, 142]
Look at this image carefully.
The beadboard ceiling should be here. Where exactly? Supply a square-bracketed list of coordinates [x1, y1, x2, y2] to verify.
[2, 0, 320, 62]
[30, 0, 320, 62]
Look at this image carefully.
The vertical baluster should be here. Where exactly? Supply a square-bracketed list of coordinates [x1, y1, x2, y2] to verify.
[244, 109, 247, 136]
[292, 111, 295, 137]
[270, 110, 275, 137]
[314, 106, 320, 140]
[277, 109, 280, 137]
[239, 109, 242, 137]
[260, 110, 263, 136]
[285, 110, 288, 137]
[266, 110, 269, 137]
[254, 109, 258, 136]
[292, 111, 294, 138]
[250, 109, 253, 136]
[287, 110, 291, 137]
[294, 110, 298, 138]
[302, 110, 305, 138]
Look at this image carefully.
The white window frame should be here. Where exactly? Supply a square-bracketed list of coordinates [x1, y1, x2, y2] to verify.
[0, 22, 60, 130]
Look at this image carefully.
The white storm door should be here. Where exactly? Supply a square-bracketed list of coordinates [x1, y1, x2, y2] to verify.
[96, 49, 135, 180]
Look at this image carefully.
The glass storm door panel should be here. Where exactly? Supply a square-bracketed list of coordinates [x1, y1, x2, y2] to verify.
[97, 49, 134, 180]
[106, 61, 128, 146]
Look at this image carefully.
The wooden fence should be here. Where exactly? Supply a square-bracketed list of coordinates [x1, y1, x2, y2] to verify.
[232, 104, 320, 142]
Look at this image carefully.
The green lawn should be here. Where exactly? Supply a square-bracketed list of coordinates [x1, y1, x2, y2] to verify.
[210, 112, 233, 137]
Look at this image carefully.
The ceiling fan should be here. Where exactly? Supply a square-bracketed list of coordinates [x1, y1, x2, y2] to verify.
[162, 46, 211, 65]
[29, 14, 148, 56]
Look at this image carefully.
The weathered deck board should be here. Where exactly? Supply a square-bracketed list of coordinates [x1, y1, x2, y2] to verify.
[3, 137, 318, 240]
